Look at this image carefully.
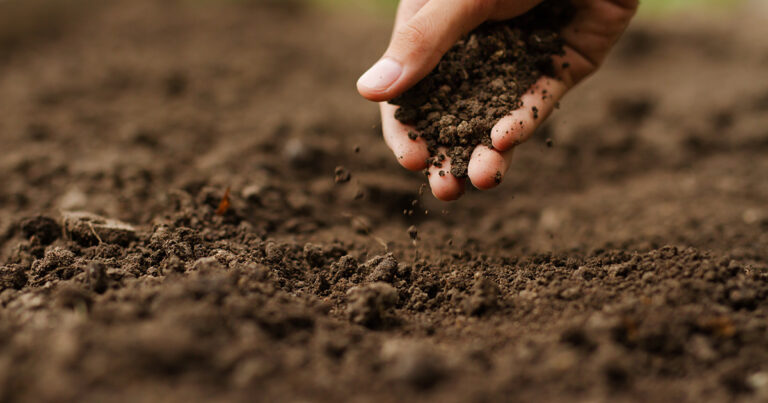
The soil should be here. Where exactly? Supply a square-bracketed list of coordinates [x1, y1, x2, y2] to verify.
[1, 1, 768, 402]
[390, 0, 572, 177]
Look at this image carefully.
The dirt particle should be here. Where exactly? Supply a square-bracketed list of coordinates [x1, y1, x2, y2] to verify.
[31, 247, 75, 276]
[56, 285, 93, 311]
[381, 340, 447, 390]
[603, 362, 631, 390]
[334, 166, 351, 183]
[264, 243, 284, 264]
[346, 282, 398, 328]
[350, 215, 372, 234]
[353, 188, 365, 200]
[19, 215, 61, 245]
[366, 253, 398, 283]
[560, 327, 596, 352]
[407, 225, 418, 241]
[464, 277, 500, 316]
[164, 70, 188, 97]
[332, 255, 359, 281]
[192, 256, 224, 272]
[303, 243, 326, 268]
[162, 255, 185, 273]
[62, 212, 136, 247]
[83, 262, 108, 294]
[0, 265, 28, 290]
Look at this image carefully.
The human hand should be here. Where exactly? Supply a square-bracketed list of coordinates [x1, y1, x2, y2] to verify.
[357, 0, 638, 201]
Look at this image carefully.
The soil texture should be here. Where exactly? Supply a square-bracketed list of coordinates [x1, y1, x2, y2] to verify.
[1, 1, 768, 402]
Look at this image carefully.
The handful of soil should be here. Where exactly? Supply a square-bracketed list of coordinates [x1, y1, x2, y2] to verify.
[389, 0, 574, 178]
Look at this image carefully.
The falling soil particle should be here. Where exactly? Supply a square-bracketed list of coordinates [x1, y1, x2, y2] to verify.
[334, 166, 352, 183]
[407, 225, 418, 241]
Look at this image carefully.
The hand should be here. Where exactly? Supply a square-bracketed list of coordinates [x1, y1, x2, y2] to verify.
[357, 0, 638, 201]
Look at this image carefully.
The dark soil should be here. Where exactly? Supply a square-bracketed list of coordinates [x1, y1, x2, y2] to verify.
[1, 1, 768, 402]
[390, 0, 572, 177]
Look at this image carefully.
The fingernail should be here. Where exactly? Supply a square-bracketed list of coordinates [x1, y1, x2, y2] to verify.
[358, 58, 402, 92]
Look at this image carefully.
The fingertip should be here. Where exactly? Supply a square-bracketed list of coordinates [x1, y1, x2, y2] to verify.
[431, 179, 465, 201]
[468, 146, 508, 190]
[428, 165, 465, 202]
[396, 140, 429, 171]
[380, 103, 429, 171]
[356, 57, 404, 102]
[356, 83, 393, 103]
[491, 112, 533, 151]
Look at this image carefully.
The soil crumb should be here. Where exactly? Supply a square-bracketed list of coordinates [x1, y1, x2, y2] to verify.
[334, 166, 352, 183]
[390, 0, 573, 177]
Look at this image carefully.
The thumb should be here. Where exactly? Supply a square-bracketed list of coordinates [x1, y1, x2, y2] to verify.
[357, 0, 496, 102]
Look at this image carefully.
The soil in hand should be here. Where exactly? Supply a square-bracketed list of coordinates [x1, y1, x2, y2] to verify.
[389, 0, 573, 177]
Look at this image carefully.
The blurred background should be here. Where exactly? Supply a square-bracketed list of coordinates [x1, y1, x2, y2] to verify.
[309, 0, 748, 14]
[0, 0, 762, 50]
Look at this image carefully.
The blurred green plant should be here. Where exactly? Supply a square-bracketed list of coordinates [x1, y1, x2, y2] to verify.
[641, 0, 741, 14]
[307, 0, 743, 16]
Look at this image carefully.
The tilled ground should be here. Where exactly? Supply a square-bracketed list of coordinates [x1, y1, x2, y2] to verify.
[1, 1, 768, 402]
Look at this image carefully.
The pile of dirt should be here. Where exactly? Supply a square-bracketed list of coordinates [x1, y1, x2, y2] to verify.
[390, 0, 573, 177]
[1, 0, 768, 402]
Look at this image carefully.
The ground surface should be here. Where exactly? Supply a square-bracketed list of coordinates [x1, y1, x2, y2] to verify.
[1, 1, 768, 402]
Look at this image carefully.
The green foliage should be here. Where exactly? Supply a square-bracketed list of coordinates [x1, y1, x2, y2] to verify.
[640, 0, 741, 14]
[308, 0, 742, 16]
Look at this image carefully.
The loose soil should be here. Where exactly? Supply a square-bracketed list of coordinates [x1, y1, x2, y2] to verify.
[1, 1, 768, 402]
[391, 0, 572, 177]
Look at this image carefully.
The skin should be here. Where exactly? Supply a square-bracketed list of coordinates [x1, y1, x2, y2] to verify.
[357, 0, 639, 201]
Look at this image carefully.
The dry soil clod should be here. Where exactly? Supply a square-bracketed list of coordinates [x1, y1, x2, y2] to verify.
[347, 282, 399, 328]
[62, 212, 136, 247]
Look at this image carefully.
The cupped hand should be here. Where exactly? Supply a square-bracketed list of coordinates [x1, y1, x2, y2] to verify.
[357, 0, 638, 201]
